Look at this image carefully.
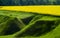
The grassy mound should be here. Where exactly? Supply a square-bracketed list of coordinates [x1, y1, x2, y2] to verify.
[0, 10, 60, 38]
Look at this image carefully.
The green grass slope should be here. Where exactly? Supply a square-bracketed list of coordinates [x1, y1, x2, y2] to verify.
[0, 10, 60, 38]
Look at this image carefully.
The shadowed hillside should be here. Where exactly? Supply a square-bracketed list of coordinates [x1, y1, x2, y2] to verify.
[0, 0, 60, 5]
[0, 10, 60, 38]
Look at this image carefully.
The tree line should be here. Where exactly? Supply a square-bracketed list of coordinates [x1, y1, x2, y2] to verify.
[0, 0, 60, 5]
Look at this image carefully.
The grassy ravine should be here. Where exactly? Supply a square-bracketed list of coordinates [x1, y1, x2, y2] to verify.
[0, 10, 60, 38]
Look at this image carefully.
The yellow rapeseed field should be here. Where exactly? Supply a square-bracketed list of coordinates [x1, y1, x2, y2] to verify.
[0, 6, 60, 16]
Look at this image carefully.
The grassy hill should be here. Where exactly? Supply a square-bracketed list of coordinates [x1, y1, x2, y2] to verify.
[0, 10, 60, 38]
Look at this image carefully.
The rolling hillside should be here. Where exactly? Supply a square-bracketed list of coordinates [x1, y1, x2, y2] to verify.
[0, 10, 60, 38]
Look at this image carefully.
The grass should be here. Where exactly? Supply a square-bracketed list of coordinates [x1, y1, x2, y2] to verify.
[0, 10, 60, 38]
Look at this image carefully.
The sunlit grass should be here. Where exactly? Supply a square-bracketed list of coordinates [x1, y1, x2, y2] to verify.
[0, 10, 60, 38]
